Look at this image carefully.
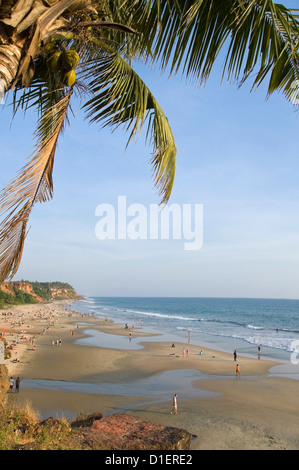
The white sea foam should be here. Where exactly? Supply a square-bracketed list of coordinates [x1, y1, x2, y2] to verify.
[71, 297, 299, 360]
[246, 324, 263, 330]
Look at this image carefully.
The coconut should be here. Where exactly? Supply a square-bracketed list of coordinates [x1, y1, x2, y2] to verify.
[64, 69, 76, 86]
[60, 50, 80, 71]
[50, 51, 62, 72]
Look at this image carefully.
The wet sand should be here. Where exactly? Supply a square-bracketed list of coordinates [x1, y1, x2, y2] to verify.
[2, 301, 299, 450]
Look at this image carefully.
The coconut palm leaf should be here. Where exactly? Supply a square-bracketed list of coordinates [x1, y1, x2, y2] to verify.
[2, 0, 299, 284]
[0, 88, 73, 281]
[82, 46, 176, 205]
[134, 0, 299, 102]
[0, 41, 176, 282]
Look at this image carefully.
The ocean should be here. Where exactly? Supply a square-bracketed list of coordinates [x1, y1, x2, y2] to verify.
[70, 297, 299, 365]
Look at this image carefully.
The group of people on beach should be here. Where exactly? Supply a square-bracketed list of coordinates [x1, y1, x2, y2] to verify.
[233, 350, 241, 378]
[170, 345, 245, 414]
[9, 376, 21, 393]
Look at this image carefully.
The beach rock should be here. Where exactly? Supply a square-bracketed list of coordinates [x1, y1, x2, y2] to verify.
[74, 413, 192, 450]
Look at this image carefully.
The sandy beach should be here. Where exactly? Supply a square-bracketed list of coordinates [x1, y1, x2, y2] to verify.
[2, 300, 299, 450]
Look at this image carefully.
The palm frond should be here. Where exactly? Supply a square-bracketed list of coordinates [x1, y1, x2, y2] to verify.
[133, 0, 299, 102]
[0, 89, 73, 283]
[222, 1, 299, 98]
[82, 47, 176, 205]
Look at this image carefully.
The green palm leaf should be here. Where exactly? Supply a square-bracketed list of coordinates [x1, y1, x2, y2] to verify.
[1, 0, 299, 284]
[82, 47, 176, 205]
[0, 41, 176, 282]
[135, 0, 299, 101]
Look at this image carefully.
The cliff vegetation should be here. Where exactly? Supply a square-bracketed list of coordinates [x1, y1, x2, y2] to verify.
[0, 281, 80, 308]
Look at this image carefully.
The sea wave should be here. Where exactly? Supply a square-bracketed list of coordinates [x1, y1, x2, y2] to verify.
[234, 334, 296, 353]
[99, 307, 200, 323]
[71, 297, 299, 356]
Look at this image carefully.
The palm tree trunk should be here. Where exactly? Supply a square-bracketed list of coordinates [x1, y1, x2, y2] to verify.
[0, 43, 23, 99]
[0, 0, 82, 96]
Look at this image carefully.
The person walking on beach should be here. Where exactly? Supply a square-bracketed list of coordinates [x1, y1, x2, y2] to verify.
[15, 377, 21, 393]
[236, 364, 240, 379]
[233, 350, 237, 361]
[9, 377, 14, 392]
[171, 394, 178, 414]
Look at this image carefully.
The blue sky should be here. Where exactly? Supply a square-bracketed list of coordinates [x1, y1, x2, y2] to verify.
[1, 14, 299, 298]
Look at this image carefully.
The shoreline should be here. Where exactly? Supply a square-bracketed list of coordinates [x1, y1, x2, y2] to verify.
[2, 300, 299, 449]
